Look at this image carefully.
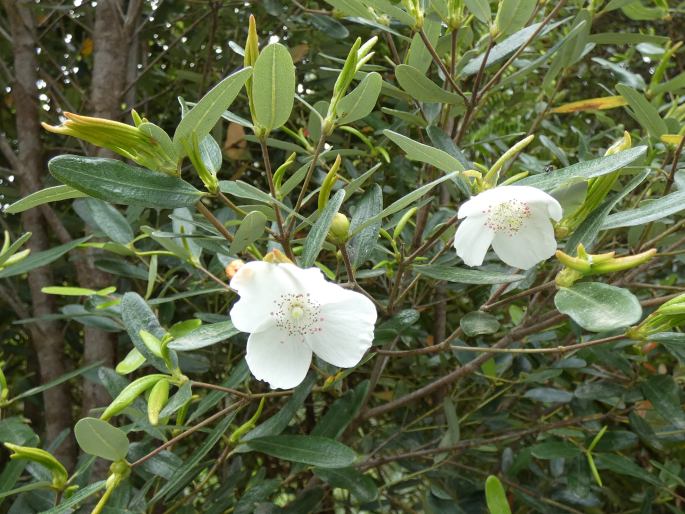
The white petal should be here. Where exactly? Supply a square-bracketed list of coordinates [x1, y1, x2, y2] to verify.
[306, 288, 376, 368]
[491, 215, 557, 269]
[457, 191, 495, 218]
[229, 262, 324, 333]
[245, 325, 312, 389]
[453, 216, 494, 267]
[507, 185, 563, 221]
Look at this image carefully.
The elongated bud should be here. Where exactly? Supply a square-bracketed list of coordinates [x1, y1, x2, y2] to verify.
[605, 131, 632, 156]
[483, 135, 534, 189]
[393, 207, 417, 240]
[244, 15, 259, 69]
[228, 397, 265, 443]
[147, 378, 170, 426]
[115, 348, 146, 375]
[555, 245, 657, 287]
[101, 374, 169, 420]
[4, 443, 68, 490]
[318, 155, 342, 210]
[263, 248, 294, 264]
[272, 152, 297, 197]
[139, 330, 163, 358]
[329, 213, 350, 244]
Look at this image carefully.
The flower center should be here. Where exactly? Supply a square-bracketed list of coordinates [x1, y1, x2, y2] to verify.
[484, 199, 531, 236]
[271, 292, 323, 337]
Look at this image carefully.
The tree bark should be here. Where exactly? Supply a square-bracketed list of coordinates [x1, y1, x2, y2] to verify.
[3, 0, 77, 469]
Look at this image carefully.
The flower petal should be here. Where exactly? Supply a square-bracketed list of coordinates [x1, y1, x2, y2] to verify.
[491, 215, 557, 269]
[306, 288, 376, 368]
[511, 185, 563, 221]
[453, 216, 494, 267]
[245, 325, 312, 389]
[229, 261, 322, 333]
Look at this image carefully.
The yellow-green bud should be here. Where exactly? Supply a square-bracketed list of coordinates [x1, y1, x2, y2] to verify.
[329, 213, 350, 244]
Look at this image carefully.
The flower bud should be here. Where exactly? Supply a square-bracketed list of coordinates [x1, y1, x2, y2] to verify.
[4, 443, 68, 490]
[225, 259, 245, 279]
[101, 374, 169, 421]
[147, 378, 170, 426]
[627, 293, 685, 340]
[318, 155, 342, 211]
[555, 245, 656, 287]
[329, 213, 350, 244]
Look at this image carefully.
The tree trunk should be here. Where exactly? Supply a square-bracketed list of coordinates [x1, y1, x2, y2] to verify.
[4, 0, 77, 469]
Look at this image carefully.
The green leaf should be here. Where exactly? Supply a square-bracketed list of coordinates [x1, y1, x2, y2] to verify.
[594, 454, 661, 486]
[9, 361, 102, 403]
[323, 0, 372, 19]
[49, 155, 203, 208]
[314, 467, 378, 502]
[74, 417, 129, 461]
[336, 72, 382, 124]
[168, 320, 239, 351]
[395, 65, 465, 106]
[530, 441, 581, 459]
[230, 211, 267, 255]
[4, 185, 88, 214]
[523, 387, 574, 403]
[406, 14, 441, 73]
[465, 0, 491, 23]
[153, 411, 237, 501]
[246, 435, 356, 468]
[641, 375, 685, 429]
[603, 189, 685, 229]
[566, 169, 649, 250]
[42, 286, 101, 296]
[485, 475, 512, 514]
[85, 198, 134, 244]
[253, 43, 296, 132]
[384, 130, 464, 172]
[616, 84, 667, 138]
[495, 0, 536, 36]
[312, 381, 369, 440]
[347, 185, 382, 269]
[159, 381, 192, 418]
[650, 72, 685, 95]
[516, 146, 647, 191]
[121, 292, 171, 372]
[554, 282, 642, 332]
[173, 67, 252, 153]
[414, 264, 524, 284]
[460, 311, 501, 337]
[301, 190, 346, 267]
[0, 236, 90, 279]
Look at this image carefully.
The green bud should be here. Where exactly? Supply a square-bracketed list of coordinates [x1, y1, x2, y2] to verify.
[393, 207, 417, 241]
[139, 330, 163, 358]
[318, 154, 342, 211]
[4, 443, 68, 490]
[147, 378, 170, 426]
[329, 213, 350, 244]
[229, 397, 266, 444]
[101, 374, 169, 421]
[555, 245, 657, 287]
[628, 293, 685, 340]
[182, 134, 219, 193]
[0, 364, 7, 401]
[272, 152, 298, 198]
[483, 135, 534, 189]
[115, 348, 146, 375]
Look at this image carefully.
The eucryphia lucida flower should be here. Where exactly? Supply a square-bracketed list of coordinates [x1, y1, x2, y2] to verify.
[229, 260, 377, 389]
[454, 185, 562, 270]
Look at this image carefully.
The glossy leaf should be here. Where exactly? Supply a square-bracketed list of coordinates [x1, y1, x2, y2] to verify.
[485, 475, 511, 514]
[301, 189, 345, 267]
[168, 320, 239, 351]
[4, 185, 88, 214]
[603, 189, 685, 229]
[414, 264, 524, 284]
[314, 467, 378, 502]
[246, 435, 357, 468]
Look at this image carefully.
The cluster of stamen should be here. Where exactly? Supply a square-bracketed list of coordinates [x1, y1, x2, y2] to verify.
[483, 199, 531, 236]
[271, 292, 323, 338]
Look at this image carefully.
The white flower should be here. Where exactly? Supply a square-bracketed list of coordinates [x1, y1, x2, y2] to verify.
[229, 261, 377, 389]
[454, 185, 562, 270]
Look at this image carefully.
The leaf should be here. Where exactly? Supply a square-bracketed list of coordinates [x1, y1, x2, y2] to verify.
[230, 211, 268, 255]
[301, 190, 346, 267]
[49, 155, 203, 208]
[594, 454, 661, 485]
[566, 169, 649, 251]
[554, 282, 642, 332]
[641, 375, 685, 429]
[347, 185, 382, 269]
[530, 441, 581, 459]
[85, 198, 134, 244]
[616, 84, 667, 138]
[173, 67, 252, 153]
[414, 264, 524, 284]
[159, 382, 192, 418]
[0, 236, 90, 279]
[661, 134, 683, 146]
[336, 72, 382, 124]
[312, 381, 369, 440]
[246, 435, 357, 468]
[40, 480, 107, 514]
[153, 411, 237, 501]
[465, 0, 491, 23]
[516, 146, 647, 191]
[4, 185, 88, 214]
[384, 130, 464, 172]
[495, 0, 536, 36]
[395, 65, 465, 106]
[168, 320, 239, 351]
[9, 361, 103, 403]
[551, 95, 628, 113]
[74, 417, 129, 461]
[253, 43, 296, 131]
[121, 292, 171, 372]
[485, 475, 512, 514]
[602, 189, 685, 229]
[524, 387, 574, 403]
[462, 20, 566, 76]
[460, 311, 500, 337]
[314, 467, 378, 502]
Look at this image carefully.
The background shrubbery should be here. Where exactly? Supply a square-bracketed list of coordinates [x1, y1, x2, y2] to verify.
[1, 0, 685, 512]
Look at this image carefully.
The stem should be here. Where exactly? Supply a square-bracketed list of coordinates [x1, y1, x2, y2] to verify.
[196, 201, 233, 243]
[340, 244, 356, 284]
[664, 133, 685, 195]
[418, 29, 467, 100]
[258, 138, 292, 258]
[130, 400, 245, 467]
[217, 191, 247, 217]
[288, 134, 327, 233]
[455, 37, 494, 144]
